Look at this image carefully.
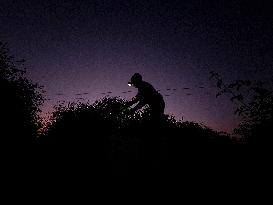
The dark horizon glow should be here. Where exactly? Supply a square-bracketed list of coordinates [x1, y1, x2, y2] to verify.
[1, 0, 273, 133]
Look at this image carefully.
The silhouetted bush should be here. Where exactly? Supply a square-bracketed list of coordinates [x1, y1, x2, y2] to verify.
[210, 71, 273, 145]
[0, 42, 44, 146]
[42, 96, 235, 176]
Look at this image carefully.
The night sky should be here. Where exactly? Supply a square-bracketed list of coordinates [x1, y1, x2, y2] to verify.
[1, 0, 273, 133]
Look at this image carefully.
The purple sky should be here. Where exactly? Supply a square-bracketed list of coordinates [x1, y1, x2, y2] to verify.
[1, 0, 273, 133]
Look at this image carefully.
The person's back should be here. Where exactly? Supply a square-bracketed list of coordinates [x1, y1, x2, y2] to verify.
[137, 81, 165, 116]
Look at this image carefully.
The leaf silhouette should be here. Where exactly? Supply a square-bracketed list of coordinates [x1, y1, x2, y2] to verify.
[217, 80, 222, 89]
[230, 94, 243, 102]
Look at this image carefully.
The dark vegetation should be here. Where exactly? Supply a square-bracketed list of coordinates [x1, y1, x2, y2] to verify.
[41, 97, 235, 177]
[0, 42, 44, 146]
[210, 71, 273, 145]
[1, 42, 272, 178]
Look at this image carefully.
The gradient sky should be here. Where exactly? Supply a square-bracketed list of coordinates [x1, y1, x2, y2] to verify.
[1, 0, 273, 133]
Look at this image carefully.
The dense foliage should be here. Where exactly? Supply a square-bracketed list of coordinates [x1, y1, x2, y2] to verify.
[40, 96, 235, 176]
[0, 42, 44, 145]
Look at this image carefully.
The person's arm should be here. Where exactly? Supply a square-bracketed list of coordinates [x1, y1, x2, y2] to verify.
[126, 97, 137, 107]
[126, 93, 141, 107]
[130, 100, 145, 112]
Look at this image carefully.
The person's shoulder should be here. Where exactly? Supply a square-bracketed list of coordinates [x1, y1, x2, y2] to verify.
[140, 81, 157, 93]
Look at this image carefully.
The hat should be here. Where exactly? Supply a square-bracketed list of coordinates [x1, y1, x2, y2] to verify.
[128, 73, 142, 86]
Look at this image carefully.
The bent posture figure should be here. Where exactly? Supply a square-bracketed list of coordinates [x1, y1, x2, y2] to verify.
[127, 73, 165, 119]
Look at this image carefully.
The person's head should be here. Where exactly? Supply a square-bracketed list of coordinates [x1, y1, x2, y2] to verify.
[128, 73, 142, 88]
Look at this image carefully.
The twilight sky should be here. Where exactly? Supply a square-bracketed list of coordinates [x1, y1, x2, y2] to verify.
[1, 0, 273, 133]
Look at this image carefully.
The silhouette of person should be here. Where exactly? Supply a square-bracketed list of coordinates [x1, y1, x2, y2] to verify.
[126, 73, 165, 119]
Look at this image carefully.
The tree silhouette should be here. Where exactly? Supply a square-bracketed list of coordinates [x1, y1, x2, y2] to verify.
[210, 71, 273, 144]
[0, 42, 44, 146]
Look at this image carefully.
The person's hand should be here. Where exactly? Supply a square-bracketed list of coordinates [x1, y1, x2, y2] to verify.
[120, 105, 133, 115]
[125, 101, 132, 108]
[127, 107, 136, 115]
